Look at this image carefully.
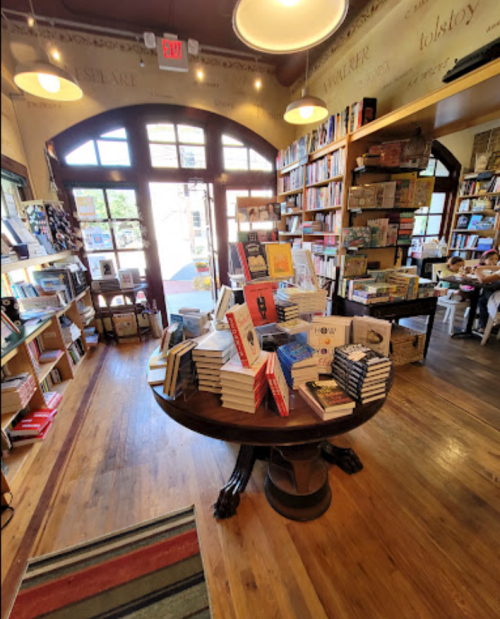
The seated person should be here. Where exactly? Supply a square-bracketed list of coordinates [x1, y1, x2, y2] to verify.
[475, 249, 500, 333]
[436, 256, 467, 301]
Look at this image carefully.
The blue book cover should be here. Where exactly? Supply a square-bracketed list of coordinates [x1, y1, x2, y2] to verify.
[277, 341, 315, 368]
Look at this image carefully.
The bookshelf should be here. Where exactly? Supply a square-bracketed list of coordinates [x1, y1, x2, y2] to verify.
[276, 60, 500, 282]
[1, 250, 73, 274]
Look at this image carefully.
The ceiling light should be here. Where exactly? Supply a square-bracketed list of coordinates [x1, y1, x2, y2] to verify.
[284, 88, 328, 124]
[196, 69, 204, 81]
[254, 78, 262, 90]
[51, 49, 61, 61]
[14, 60, 83, 101]
[233, 0, 349, 54]
[27, 14, 35, 27]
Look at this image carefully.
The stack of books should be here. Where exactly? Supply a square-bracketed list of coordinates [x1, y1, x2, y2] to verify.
[163, 340, 197, 398]
[44, 391, 63, 409]
[220, 351, 269, 413]
[59, 316, 81, 347]
[192, 331, 235, 394]
[9, 408, 58, 447]
[277, 341, 318, 389]
[1, 373, 37, 415]
[275, 299, 299, 322]
[351, 282, 397, 305]
[276, 287, 328, 313]
[299, 379, 355, 421]
[331, 344, 392, 404]
[78, 302, 95, 326]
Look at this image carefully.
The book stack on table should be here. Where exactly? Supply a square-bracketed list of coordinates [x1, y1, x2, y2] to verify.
[220, 351, 269, 413]
[331, 344, 392, 404]
[299, 379, 355, 421]
[275, 299, 299, 322]
[276, 287, 328, 313]
[192, 331, 235, 395]
[277, 341, 319, 390]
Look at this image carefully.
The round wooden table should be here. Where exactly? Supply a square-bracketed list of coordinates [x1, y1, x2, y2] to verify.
[152, 379, 390, 522]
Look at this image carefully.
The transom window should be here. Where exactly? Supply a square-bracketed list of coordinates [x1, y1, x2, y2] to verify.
[222, 135, 273, 172]
[65, 128, 131, 167]
[147, 124, 206, 169]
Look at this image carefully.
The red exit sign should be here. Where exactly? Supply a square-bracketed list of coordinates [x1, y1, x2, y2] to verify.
[157, 38, 189, 72]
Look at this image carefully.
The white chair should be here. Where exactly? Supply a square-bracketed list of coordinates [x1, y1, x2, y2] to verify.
[481, 291, 500, 345]
[432, 263, 470, 336]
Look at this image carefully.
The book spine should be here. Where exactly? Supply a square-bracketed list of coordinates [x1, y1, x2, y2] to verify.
[237, 242, 251, 282]
[266, 369, 289, 417]
[226, 312, 250, 368]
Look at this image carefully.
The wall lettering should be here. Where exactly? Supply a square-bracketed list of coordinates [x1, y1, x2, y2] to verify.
[486, 18, 500, 32]
[323, 46, 369, 95]
[214, 100, 234, 110]
[419, 1, 480, 50]
[26, 101, 62, 109]
[74, 67, 137, 88]
[405, 0, 431, 19]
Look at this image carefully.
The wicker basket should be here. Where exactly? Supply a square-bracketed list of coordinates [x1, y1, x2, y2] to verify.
[390, 324, 425, 365]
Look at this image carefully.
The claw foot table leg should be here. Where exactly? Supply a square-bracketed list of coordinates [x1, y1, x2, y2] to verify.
[214, 445, 259, 519]
[320, 441, 363, 474]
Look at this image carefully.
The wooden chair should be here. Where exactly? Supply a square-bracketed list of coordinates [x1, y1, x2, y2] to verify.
[481, 291, 500, 345]
[431, 263, 470, 336]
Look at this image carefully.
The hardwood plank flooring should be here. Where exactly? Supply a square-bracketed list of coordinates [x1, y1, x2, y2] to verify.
[1, 313, 499, 619]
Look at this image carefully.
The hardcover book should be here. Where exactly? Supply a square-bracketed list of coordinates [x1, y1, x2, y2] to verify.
[277, 341, 316, 369]
[352, 316, 392, 356]
[237, 241, 268, 281]
[265, 352, 290, 417]
[226, 303, 262, 368]
[243, 282, 278, 326]
[266, 243, 294, 279]
[341, 254, 368, 278]
[302, 380, 354, 413]
[342, 227, 371, 248]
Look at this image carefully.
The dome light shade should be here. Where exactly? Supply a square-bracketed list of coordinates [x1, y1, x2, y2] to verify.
[284, 89, 328, 125]
[14, 61, 83, 101]
[233, 0, 349, 54]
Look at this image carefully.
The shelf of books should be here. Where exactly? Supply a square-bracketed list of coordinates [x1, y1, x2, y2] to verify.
[448, 170, 500, 257]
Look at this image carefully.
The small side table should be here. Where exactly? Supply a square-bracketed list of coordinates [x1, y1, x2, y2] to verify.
[91, 283, 150, 342]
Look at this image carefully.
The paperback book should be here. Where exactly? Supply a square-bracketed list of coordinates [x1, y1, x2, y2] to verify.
[226, 303, 261, 368]
[243, 282, 278, 326]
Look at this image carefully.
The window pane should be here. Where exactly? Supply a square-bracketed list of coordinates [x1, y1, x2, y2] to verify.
[179, 145, 206, 169]
[81, 222, 113, 251]
[413, 215, 427, 236]
[107, 189, 139, 219]
[420, 157, 436, 177]
[429, 193, 446, 214]
[226, 190, 249, 217]
[147, 124, 176, 143]
[251, 189, 274, 197]
[87, 252, 117, 280]
[228, 218, 237, 242]
[97, 140, 131, 166]
[112, 221, 143, 249]
[435, 161, 450, 177]
[250, 149, 273, 171]
[224, 147, 248, 170]
[118, 250, 146, 276]
[150, 143, 178, 168]
[223, 135, 244, 146]
[73, 188, 107, 219]
[65, 141, 98, 166]
[427, 216, 442, 236]
[100, 128, 127, 139]
[177, 125, 205, 144]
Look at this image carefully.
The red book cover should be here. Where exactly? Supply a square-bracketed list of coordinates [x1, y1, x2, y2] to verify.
[10, 408, 57, 437]
[11, 420, 53, 446]
[265, 353, 290, 417]
[243, 283, 278, 326]
[226, 304, 261, 368]
[237, 242, 251, 281]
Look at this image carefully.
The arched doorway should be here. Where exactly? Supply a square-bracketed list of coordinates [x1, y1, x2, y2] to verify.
[49, 104, 277, 321]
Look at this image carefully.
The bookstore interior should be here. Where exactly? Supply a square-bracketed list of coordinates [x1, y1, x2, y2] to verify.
[1, 1, 499, 617]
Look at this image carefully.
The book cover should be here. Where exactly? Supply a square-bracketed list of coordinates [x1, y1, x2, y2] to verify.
[307, 317, 351, 371]
[168, 340, 197, 398]
[265, 352, 290, 417]
[226, 303, 261, 368]
[304, 380, 354, 412]
[413, 177, 435, 208]
[341, 254, 368, 278]
[243, 282, 278, 326]
[220, 350, 269, 382]
[277, 341, 316, 369]
[266, 243, 294, 279]
[342, 227, 371, 248]
[192, 330, 234, 357]
[237, 241, 268, 281]
[10, 409, 57, 437]
[215, 285, 233, 321]
[352, 316, 392, 356]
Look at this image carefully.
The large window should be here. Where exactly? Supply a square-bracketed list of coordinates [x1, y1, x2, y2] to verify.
[147, 124, 207, 169]
[65, 128, 131, 167]
[73, 187, 146, 279]
[222, 135, 273, 172]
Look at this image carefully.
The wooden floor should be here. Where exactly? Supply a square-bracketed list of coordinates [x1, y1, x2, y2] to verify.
[1, 310, 499, 619]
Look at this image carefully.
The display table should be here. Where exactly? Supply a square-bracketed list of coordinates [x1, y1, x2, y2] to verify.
[91, 284, 149, 342]
[336, 296, 437, 358]
[151, 376, 392, 521]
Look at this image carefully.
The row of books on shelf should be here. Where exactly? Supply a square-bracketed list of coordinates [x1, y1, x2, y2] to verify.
[303, 211, 342, 234]
[342, 218, 414, 249]
[460, 174, 499, 196]
[281, 195, 303, 212]
[284, 215, 302, 233]
[456, 213, 495, 231]
[306, 149, 345, 185]
[40, 368, 63, 393]
[278, 166, 305, 194]
[68, 338, 85, 366]
[305, 183, 343, 211]
[313, 254, 337, 280]
[276, 98, 378, 170]
[357, 138, 431, 170]
[348, 177, 434, 210]
[458, 197, 495, 213]
[450, 234, 494, 251]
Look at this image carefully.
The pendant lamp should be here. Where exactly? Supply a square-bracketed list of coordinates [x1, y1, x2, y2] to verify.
[284, 53, 328, 125]
[14, 60, 83, 101]
[233, 0, 349, 54]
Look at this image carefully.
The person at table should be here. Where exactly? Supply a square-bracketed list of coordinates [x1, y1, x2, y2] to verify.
[436, 256, 467, 301]
[475, 250, 500, 333]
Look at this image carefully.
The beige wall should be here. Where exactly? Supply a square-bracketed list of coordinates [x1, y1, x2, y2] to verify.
[439, 119, 500, 170]
[2, 24, 294, 198]
[1, 92, 28, 167]
[295, 0, 500, 134]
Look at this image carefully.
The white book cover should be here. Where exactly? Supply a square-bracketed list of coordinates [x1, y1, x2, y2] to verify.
[226, 303, 261, 368]
[220, 351, 269, 379]
[192, 330, 235, 356]
[307, 316, 351, 372]
[352, 316, 392, 357]
[215, 285, 233, 320]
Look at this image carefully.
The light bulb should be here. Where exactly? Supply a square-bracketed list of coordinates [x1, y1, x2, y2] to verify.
[52, 49, 61, 61]
[255, 78, 262, 90]
[196, 69, 204, 81]
[27, 14, 35, 27]
[279, 0, 302, 6]
[299, 106, 314, 119]
[37, 73, 61, 93]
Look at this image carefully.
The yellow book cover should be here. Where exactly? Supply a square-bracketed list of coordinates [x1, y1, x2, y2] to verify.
[266, 243, 294, 278]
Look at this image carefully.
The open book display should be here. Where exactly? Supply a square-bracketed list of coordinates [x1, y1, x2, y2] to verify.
[148, 245, 393, 420]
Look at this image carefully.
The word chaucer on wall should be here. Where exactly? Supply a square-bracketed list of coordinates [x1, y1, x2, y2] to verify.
[419, 1, 480, 50]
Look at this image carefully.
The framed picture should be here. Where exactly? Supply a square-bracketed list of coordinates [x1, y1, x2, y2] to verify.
[119, 270, 135, 288]
[99, 258, 116, 279]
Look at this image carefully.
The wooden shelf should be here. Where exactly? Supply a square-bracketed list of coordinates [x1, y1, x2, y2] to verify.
[279, 231, 302, 237]
[5, 443, 40, 484]
[281, 210, 303, 218]
[1, 411, 20, 432]
[458, 192, 500, 200]
[449, 247, 482, 252]
[279, 188, 304, 197]
[309, 137, 347, 162]
[303, 232, 339, 236]
[305, 205, 342, 213]
[305, 175, 344, 188]
[37, 351, 64, 383]
[312, 251, 339, 257]
[1, 251, 73, 274]
[353, 165, 425, 175]
[464, 170, 500, 179]
[456, 210, 495, 215]
[278, 161, 300, 175]
[452, 228, 495, 234]
[53, 379, 72, 396]
[351, 59, 500, 141]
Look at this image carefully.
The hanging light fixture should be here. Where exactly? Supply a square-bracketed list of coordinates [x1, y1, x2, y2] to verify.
[284, 52, 328, 124]
[233, 0, 349, 54]
[13, 1, 83, 101]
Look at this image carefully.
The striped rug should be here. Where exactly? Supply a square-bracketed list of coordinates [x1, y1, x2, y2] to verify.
[8, 506, 211, 619]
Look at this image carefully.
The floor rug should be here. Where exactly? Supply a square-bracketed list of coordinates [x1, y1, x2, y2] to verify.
[8, 506, 211, 619]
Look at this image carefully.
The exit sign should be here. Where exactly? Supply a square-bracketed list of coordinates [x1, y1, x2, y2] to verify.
[157, 38, 189, 72]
